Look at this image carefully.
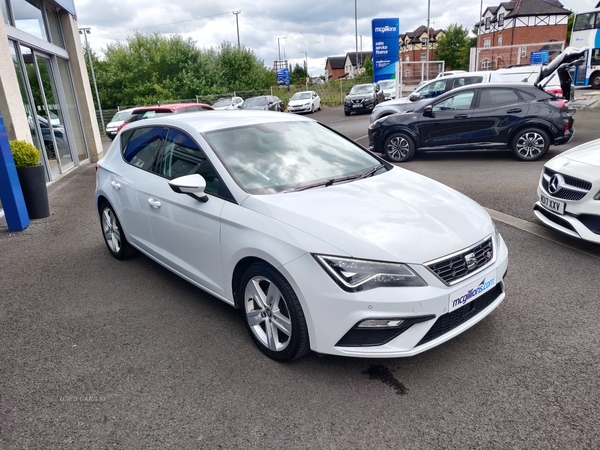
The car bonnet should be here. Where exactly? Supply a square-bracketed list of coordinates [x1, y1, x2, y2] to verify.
[240, 168, 494, 263]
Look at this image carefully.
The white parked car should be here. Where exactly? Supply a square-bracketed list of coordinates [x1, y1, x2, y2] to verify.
[95, 111, 508, 361]
[534, 138, 600, 244]
[377, 79, 398, 101]
[287, 91, 321, 114]
[105, 107, 136, 140]
[212, 96, 243, 110]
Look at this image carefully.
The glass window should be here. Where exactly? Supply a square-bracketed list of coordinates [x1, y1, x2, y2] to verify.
[433, 91, 475, 111]
[44, 5, 64, 48]
[485, 17, 491, 30]
[484, 38, 491, 48]
[498, 13, 504, 27]
[12, 0, 48, 41]
[121, 127, 167, 171]
[591, 48, 600, 65]
[2, 0, 10, 24]
[420, 53, 426, 61]
[478, 89, 520, 108]
[498, 36, 503, 46]
[417, 80, 447, 99]
[573, 13, 596, 31]
[159, 129, 221, 197]
[521, 47, 527, 58]
[204, 122, 382, 195]
[482, 59, 491, 70]
[518, 90, 536, 101]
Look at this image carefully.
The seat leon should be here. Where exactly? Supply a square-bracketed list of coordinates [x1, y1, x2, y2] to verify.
[95, 110, 508, 361]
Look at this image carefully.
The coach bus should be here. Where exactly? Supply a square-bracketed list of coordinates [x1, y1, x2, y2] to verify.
[570, 4, 600, 88]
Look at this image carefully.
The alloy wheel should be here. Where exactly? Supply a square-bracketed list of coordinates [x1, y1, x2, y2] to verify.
[515, 131, 545, 159]
[386, 136, 411, 160]
[102, 207, 122, 254]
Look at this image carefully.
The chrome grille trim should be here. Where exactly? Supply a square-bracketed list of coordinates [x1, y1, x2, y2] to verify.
[424, 235, 496, 286]
[542, 168, 591, 201]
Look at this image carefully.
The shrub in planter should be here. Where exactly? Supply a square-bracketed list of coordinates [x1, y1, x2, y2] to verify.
[9, 140, 50, 219]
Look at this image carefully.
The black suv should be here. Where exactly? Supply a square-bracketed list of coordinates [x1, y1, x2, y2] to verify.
[344, 83, 385, 116]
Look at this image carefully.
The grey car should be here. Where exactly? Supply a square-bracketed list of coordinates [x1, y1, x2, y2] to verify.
[343, 83, 385, 116]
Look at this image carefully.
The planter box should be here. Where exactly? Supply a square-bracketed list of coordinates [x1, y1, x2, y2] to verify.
[17, 165, 50, 219]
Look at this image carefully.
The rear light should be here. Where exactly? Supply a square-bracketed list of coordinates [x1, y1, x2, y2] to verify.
[116, 123, 127, 133]
[94, 164, 99, 173]
[564, 122, 570, 134]
[551, 99, 568, 109]
[546, 87, 563, 97]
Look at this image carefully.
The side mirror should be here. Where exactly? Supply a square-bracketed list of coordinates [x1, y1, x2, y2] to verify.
[423, 105, 434, 117]
[409, 92, 421, 101]
[169, 174, 208, 202]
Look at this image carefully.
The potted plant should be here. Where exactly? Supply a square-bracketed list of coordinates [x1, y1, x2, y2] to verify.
[9, 139, 50, 219]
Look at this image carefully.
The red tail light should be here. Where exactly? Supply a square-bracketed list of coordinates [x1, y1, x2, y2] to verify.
[94, 164, 98, 173]
[545, 87, 563, 97]
[116, 123, 127, 133]
[564, 122, 570, 134]
[551, 99, 568, 109]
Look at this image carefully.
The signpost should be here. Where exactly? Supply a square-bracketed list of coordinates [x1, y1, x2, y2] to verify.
[530, 50, 550, 64]
[276, 68, 291, 86]
[372, 18, 400, 82]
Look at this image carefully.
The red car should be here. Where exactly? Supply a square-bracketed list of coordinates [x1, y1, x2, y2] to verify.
[116, 103, 213, 134]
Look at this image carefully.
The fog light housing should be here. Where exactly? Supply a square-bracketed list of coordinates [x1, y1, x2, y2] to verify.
[357, 319, 405, 328]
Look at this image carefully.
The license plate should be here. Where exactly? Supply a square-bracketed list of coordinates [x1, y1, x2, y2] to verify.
[449, 269, 497, 313]
[540, 193, 565, 214]
[352, 104, 361, 108]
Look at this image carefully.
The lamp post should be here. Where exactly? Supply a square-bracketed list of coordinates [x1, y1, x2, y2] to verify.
[78, 27, 105, 133]
[354, 0, 358, 76]
[425, 0, 430, 80]
[233, 10, 241, 48]
[301, 52, 308, 90]
[277, 36, 287, 64]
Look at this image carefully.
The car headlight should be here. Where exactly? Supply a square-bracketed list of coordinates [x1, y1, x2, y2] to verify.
[313, 255, 427, 292]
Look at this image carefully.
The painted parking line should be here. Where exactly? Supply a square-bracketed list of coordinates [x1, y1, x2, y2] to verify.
[486, 207, 600, 260]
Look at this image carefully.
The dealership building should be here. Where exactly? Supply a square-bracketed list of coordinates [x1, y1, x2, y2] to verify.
[0, 0, 102, 214]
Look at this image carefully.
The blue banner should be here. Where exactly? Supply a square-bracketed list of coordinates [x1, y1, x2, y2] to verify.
[276, 68, 291, 86]
[372, 18, 400, 83]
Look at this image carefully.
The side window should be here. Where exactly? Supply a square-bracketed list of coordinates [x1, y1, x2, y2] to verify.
[419, 80, 447, 98]
[432, 91, 475, 111]
[159, 129, 221, 197]
[478, 89, 521, 108]
[121, 127, 167, 172]
[462, 76, 483, 86]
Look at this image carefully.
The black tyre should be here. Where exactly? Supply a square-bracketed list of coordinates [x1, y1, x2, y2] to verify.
[383, 133, 416, 162]
[511, 128, 550, 161]
[99, 201, 137, 260]
[344, 109, 351, 116]
[591, 72, 600, 89]
[239, 262, 309, 362]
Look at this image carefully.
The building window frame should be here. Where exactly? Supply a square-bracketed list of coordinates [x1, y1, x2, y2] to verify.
[498, 13, 504, 27]
[481, 59, 491, 70]
[484, 38, 491, 48]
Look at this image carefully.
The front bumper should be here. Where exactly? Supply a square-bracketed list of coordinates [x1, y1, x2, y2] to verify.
[345, 101, 375, 113]
[281, 234, 509, 358]
[288, 104, 312, 113]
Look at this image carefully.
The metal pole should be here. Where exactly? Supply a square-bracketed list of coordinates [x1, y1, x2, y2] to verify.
[278, 39, 281, 62]
[302, 52, 308, 90]
[426, 0, 430, 80]
[80, 28, 105, 133]
[476, 0, 483, 70]
[355, 0, 358, 77]
[233, 10, 241, 48]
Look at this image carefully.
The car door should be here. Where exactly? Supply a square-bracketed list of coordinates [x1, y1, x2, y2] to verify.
[112, 126, 167, 253]
[416, 90, 476, 149]
[469, 87, 531, 148]
[144, 128, 233, 296]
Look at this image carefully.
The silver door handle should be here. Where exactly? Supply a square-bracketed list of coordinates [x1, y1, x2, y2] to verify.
[111, 181, 121, 190]
[148, 198, 161, 208]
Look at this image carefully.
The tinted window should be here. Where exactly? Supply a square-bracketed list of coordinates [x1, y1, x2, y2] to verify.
[478, 89, 521, 108]
[433, 91, 475, 111]
[158, 129, 222, 197]
[417, 80, 447, 99]
[121, 127, 167, 171]
[517, 90, 536, 101]
[573, 12, 597, 31]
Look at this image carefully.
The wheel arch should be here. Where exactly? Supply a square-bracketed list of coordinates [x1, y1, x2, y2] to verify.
[508, 121, 557, 145]
[381, 126, 420, 150]
[589, 70, 600, 88]
[231, 256, 267, 309]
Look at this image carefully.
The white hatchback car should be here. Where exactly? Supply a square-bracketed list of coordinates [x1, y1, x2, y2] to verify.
[105, 107, 136, 140]
[95, 111, 508, 361]
[534, 138, 600, 244]
[287, 91, 321, 114]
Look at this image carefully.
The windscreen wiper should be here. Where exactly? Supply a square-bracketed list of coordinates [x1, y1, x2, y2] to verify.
[287, 165, 387, 192]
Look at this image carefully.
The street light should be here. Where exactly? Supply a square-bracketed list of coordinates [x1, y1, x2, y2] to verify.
[233, 10, 241, 48]
[301, 52, 308, 90]
[355, 0, 358, 76]
[277, 36, 287, 63]
[78, 27, 105, 133]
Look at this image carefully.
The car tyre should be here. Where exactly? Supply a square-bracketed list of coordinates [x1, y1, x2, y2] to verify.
[344, 109, 351, 116]
[591, 72, 600, 89]
[239, 262, 309, 362]
[99, 201, 137, 260]
[384, 133, 416, 163]
[310, 104, 315, 113]
[511, 128, 550, 161]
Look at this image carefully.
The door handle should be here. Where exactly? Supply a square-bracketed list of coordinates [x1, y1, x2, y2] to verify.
[454, 114, 469, 119]
[507, 108, 522, 113]
[111, 181, 121, 190]
[148, 198, 162, 208]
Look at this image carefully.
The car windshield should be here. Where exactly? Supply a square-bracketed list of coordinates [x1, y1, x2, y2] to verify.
[242, 97, 267, 108]
[378, 81, 395, 90]
[291, 92, 312, 100]
[213, 98, 233, 107]
[110, 110, 131, 122]
[349, 85, 374, 94]
[204, 121, 383, 194]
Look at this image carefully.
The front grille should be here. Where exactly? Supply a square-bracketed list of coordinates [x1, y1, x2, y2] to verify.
[542, 168, 591, 201]
[416, 284, 502, 347]
[534, 205, 577, 232]
[426, 237, 494, 285]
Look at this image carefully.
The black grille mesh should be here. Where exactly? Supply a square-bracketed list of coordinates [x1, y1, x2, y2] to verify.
[542, 168, 591, 201]
[426, 238, 494, 284]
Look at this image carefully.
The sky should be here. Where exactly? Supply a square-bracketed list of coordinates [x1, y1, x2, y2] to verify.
[74, 0, 597, 77]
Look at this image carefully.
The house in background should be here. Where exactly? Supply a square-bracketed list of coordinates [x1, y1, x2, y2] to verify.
[475, 0, 570, 70]
[399, 26, 445, 84]
[325, 56, 346, 81]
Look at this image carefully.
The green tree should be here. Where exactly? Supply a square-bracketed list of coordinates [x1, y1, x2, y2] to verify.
[566, 12, 574, 45]
[435, 24, 471, 70]
[362, 57, 373, 78]
[290, 63, 307, 85]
